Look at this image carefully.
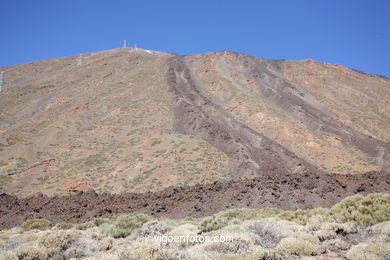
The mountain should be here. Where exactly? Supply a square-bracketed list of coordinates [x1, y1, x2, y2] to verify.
[0, 48, 389, 260]
[0, 48, 389, 199]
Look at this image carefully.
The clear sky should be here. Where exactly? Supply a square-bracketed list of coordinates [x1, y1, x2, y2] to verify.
[1, 0, 389, 76]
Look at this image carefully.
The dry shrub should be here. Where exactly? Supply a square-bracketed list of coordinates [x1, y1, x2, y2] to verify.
[314, 229, 337, 241]
[199, 208, 280, 233]
[98, 238, 113, 251]
[137, 220, 172, 238]
[203, 238, 252, 256]
[346, 242, 390, 260]
[200, 215, 229, 233]
[246, 220, 286, 248]
[16, 246, 48, 260]
[165, 224, 200, 249]
[37, 230, 76, 258]
[126, 238, 188, 260]
[63, 247, 86, 259]
[368, 220, 390, 235]
[39, 231, 75, 250]
[293, 232, 319, 246]
[0, 251, 18, 260]
[216, 250, 268, 260]
[276, 237, 317, 256]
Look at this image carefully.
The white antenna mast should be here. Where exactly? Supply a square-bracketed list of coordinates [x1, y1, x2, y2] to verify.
[123, 40, 127, 48]
[135, 42, 137, 50]
[0, 71, 4, 92]
[77, 54, 82, 66]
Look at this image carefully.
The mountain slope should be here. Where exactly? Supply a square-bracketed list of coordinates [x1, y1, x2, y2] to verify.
[186, 51, 389, 174]
[0, 48, 389, 198]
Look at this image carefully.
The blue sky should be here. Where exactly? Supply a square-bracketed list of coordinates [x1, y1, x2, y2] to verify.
[1, 0, 389, 76]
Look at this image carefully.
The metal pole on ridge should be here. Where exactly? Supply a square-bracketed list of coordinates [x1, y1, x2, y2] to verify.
[0, 71, 4, 92]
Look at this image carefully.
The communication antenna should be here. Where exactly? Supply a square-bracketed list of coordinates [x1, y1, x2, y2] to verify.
[77, 54, 82, 66]
[135, 42, 137, 50]
[0, 71, 4, 92]
[123, 40, 127, 48]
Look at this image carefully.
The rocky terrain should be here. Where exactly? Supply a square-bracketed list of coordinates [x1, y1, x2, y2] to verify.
[0, 170, 389, 229]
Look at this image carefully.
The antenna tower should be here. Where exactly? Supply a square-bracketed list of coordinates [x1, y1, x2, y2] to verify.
[0, 71, 4, 92]
[78, 54, 82, 66]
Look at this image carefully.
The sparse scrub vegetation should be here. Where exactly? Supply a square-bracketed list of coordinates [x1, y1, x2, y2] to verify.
[84, 153, 107, 167]
[151, 138, 162, 146]
[0, 175, 12, 192]
[0, 193, 389, 259]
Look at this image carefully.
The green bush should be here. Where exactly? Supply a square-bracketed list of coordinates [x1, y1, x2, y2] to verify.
[21, 219, 52, 231]
[329, 193, 390, 225]
[100, 213, 150, 238]
[276, 237, 317, 256]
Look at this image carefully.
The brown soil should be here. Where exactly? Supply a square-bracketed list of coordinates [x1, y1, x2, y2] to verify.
[1, 170, 388, 229]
